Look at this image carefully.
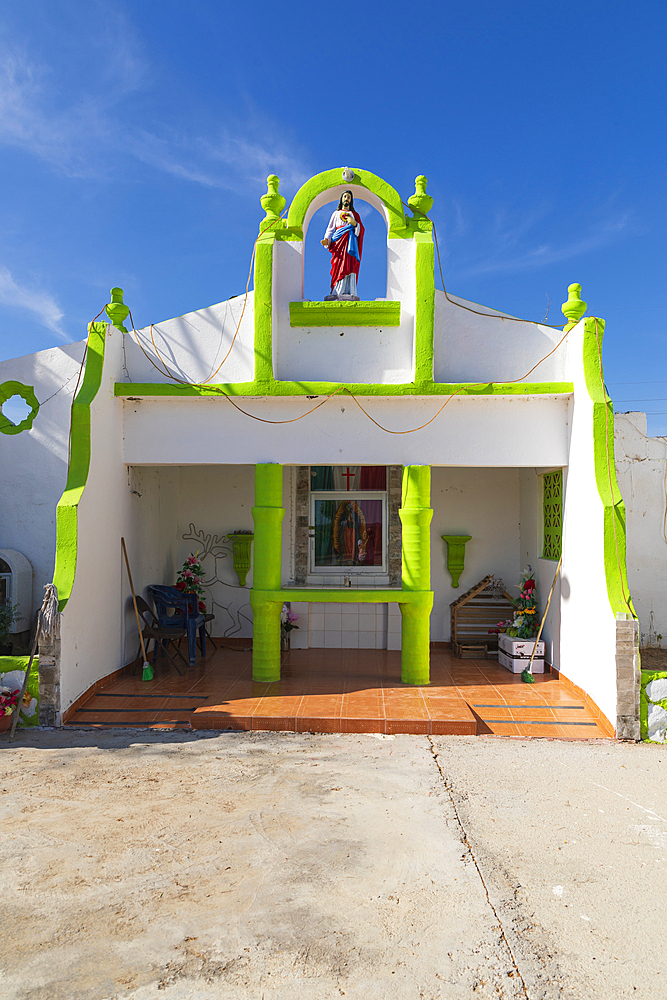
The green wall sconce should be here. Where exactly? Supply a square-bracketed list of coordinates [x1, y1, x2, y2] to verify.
[227, 533, 254, 587]
[441, 534, 472, 588]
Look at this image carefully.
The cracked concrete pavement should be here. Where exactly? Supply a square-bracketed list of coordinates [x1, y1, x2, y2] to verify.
[1, 730, 665, 999]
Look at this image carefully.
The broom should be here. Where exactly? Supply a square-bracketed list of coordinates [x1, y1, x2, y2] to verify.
[121, 537, 153, 681]
[522, 554, 563, 684]
[9, 583, 59, 741]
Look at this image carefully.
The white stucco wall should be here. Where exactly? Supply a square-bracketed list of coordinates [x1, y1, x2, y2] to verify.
[121, 395, 570, 468]
[122, 295, 255, 385]
[615, 412, 667, 644]
[519, 468, 562, 671]
[0, 341, 86, 623]
[560, 320, 617, 725]
[272, 238, 415, 383]
[119, 464, 295, 643]
[433, 292, 569, 385]
[430, 468, 520, 641]
[58, 325, 134, 711]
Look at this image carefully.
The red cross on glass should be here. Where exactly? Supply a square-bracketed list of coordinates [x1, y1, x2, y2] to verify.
[342, 467, 356, 490]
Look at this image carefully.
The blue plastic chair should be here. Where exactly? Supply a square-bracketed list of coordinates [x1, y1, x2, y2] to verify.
[147, 586, 206, 667]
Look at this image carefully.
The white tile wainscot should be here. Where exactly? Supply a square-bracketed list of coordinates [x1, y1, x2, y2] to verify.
[498, 634, 545, 674]
[305, 603, 389, 649]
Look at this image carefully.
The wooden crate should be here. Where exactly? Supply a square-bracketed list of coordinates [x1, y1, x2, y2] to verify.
[450, 575, 514, 658]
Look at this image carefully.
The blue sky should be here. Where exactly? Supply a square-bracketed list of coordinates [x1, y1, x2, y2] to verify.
[0, 0, 666, 432]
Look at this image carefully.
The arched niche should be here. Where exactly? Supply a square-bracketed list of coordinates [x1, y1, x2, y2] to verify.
[285, 168, 409, 304]
[0, 548, 32, 633]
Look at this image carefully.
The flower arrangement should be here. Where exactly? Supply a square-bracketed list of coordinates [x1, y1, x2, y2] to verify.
[490, 567, 539, 639]
[175, 554, 207, 614]
[0, 685, 19, 718]
[281, 605, 299, 636]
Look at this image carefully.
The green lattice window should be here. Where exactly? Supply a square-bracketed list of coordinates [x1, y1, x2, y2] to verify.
[542, 470, 563, 560]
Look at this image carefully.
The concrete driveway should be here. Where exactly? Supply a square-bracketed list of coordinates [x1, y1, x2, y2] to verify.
[1, 731, 664, 999]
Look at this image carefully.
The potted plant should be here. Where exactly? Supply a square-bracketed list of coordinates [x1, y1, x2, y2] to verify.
[0, 685, 19, 732]
[280, 604, 299, 651]
[0, 602, 22, 656]
[489, 568, 545, 673]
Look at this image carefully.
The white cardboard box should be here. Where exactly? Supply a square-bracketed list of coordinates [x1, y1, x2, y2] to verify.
[498, 634, 545, 674]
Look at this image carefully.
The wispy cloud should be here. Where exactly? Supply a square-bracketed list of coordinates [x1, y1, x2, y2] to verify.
[0, 266, 66, 337]
[130, 127, 309, 194]
[0, 25, 309, 194]
[441, 198, 631, 280]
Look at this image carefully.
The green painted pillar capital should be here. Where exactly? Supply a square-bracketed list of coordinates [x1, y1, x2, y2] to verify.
[105, 287, 129, 333]
[561, 283, 587, 331]
[260, 174, 286, 227]
[408, 175, 434, 219]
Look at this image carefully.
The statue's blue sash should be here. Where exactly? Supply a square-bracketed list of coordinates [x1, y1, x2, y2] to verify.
[332, 223, 359, 261]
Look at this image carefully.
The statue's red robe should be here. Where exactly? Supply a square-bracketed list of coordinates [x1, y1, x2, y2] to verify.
[327, 210, 365, 292]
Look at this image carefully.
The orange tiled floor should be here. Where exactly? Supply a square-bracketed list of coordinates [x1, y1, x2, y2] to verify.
[65, 645, 612, 739]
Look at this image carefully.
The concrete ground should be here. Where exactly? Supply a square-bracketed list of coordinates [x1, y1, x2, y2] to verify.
[0, 731, 665, 1000]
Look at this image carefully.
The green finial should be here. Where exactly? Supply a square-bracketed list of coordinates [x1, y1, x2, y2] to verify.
[105, 287, 130, 333]
[561, 283, 587, 330]
[260, 174, 286, 224]
[408, 175, 433, 219]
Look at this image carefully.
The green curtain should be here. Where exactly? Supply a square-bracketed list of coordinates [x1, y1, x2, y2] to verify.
[314, 499, 336, 566]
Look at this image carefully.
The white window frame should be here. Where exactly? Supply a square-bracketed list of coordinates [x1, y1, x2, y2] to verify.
[309, 491, 388, 576]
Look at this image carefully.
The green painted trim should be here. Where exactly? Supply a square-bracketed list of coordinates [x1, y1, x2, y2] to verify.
[53, 322, 107, 613]
[253, 238, 275, 390]
[251, 464, 284, 681]
[0, 380, 40, 435]
[399, 466, 432, 684]
[266, 588, 426, 605]
[442, 535, 472, 588]
[286, 167, 408, 240]
[289, 300, 401, 328]
[414, 234, 435, 386]
[227, 534, 253, 588]
[581, 317, 635, 618]
[541, 469, 563, 560]
[115, 381, 574, 398]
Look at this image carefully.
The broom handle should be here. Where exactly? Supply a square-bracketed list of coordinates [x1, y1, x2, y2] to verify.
[121, 537, 149, 664]
[9, 617, 39, 741]
[527, 554, 563, 673]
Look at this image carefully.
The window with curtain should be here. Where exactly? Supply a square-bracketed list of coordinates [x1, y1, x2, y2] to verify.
[310, 467, 387, 573]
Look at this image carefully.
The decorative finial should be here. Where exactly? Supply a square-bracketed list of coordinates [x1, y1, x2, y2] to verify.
[408, 175, 434, 219]
[342, 166, 354, 181]
[561, 283, 587, 330]
[260, 174, 286, 223]
[105, 287, 129, 333]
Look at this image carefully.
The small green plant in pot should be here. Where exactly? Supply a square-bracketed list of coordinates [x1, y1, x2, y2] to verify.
[0, 602, 23, 656]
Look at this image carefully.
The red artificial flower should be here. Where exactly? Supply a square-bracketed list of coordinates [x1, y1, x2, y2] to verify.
[523, 579, 536, 592]
[198, 601, 206, 613]
[175, 580, 186, 591]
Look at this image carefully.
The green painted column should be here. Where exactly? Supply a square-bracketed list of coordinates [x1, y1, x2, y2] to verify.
[251, 464, 284, 682]
[399, 465, 433, 685]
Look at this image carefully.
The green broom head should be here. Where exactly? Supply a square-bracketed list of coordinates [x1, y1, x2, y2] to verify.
[521, 668, 534, 684]
[142, 661, 154, 682]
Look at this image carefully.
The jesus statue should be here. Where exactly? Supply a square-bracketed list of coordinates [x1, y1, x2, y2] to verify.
[321, 190, 365, 299]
